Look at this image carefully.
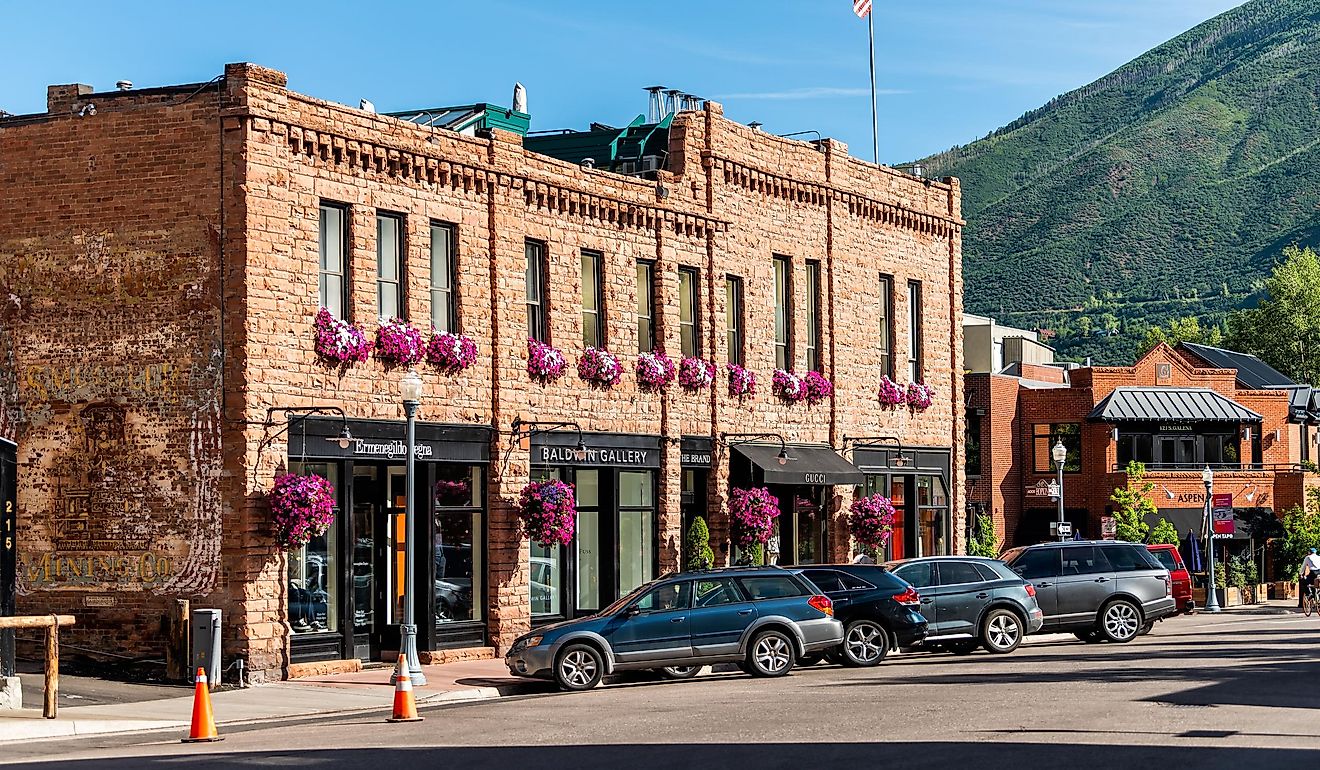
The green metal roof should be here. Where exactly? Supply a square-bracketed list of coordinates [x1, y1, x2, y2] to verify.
[388, 103, 530, 137]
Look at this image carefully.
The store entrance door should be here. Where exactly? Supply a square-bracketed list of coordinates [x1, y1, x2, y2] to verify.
[350, 464, 411, 662]
[770, 485, 829, 566]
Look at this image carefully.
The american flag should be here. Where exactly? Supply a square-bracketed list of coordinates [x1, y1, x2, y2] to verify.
[854, 0, 871, 18]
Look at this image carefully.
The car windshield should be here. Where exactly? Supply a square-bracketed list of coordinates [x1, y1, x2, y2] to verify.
[600, 581, 656, 616]
[1151, 549, 1179, 571]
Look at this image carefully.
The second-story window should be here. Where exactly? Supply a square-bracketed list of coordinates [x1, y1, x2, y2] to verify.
[430, 222, 456, 333]
[376, 213, 404, 320]
[636, 260, 655, 353]
[773, 255, 793, 370]
[679, 267, 700, 358]
[805, 260, 821, 372]
[526, 240, 547, 342]
[318, 202, 348, 319]
[907, 280, 924, 382]
[878, 273, 894, 379]
[726, 275, 744, 365]
[581, 249, 604, 348]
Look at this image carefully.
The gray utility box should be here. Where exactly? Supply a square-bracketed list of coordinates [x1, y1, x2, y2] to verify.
[189, 609, 222, 686]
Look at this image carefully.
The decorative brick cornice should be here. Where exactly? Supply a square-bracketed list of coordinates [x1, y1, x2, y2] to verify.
[258, 117, 727, 239]
[708, 155, 963, 238]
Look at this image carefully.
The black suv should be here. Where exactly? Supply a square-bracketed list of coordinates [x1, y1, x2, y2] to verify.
[793, 564, 928, 666]
[1002, 540, 1176, 643]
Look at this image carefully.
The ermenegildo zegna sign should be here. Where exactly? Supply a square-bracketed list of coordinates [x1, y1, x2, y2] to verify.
[288, 418, 490, 463]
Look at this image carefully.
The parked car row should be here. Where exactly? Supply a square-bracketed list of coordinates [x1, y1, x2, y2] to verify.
[504, 540, 1179, 691]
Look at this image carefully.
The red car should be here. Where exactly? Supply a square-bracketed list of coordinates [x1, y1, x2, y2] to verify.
[1148, 544, 1194, 613]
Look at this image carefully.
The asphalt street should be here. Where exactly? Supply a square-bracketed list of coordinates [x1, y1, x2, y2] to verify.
[4, 611, 1319, 769]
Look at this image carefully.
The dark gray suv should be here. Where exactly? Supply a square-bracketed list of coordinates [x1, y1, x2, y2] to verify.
[1002, 541, 1176, 643]
[885, 556, 1044, 654]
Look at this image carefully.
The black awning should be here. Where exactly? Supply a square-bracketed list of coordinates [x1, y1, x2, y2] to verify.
[734, 444, 864, 486]
[1088, 387, 1262, 423]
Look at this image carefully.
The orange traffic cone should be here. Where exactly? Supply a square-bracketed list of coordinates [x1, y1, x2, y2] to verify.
[386, 656, 424, 723]
[181, 667, 223, 743]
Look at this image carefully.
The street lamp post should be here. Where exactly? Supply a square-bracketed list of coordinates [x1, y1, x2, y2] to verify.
[1052, 440, 1068, 541]
[1202, 465, 1221, 613]
[394, 369, 427, 685]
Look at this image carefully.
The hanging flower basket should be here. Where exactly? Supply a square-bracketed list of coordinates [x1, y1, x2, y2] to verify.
[803, 371, 834, 405]
[425, 331, 478, 374]
[878, 376, 905, 408]
[527, 338, 566, 383]
[772, 369, 806, 403]
[906, 382, 935, 412]
[849, 494, 896, 552]
[728, 486, 780, 548]
[313, 307, 372, 365]
[679, 357, 716, 392]
[517, 479, 577, 547]
[374, 318, 425, 367]
[578, 347, 622, 388]
[727, 363, 757, 400]
[635, 351, 677, 392]
[269, 472, 337, 550]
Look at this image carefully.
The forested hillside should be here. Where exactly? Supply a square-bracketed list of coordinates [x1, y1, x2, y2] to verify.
[922, 0, 1320, 364]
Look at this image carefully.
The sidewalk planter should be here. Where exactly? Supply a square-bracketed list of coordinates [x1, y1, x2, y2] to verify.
[1268, 581, 1298, 600]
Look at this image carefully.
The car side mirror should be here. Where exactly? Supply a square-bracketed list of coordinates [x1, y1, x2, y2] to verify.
[623, 606, 641, 617]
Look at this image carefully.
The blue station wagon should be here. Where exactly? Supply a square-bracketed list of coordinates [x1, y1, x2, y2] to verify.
[505, 567, 844, 690]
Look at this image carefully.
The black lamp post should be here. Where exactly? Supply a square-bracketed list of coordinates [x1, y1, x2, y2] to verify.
[395, 370, 427, 685]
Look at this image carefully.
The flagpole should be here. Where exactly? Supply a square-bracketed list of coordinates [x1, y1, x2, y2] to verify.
[868, 7, 878, 164]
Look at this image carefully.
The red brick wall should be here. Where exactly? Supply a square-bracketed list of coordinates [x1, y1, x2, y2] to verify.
[2, 62, 965, 678]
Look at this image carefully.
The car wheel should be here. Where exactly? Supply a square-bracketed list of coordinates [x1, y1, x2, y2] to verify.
[797, 653, 825, 667]
[746, 629, 796, 677]
[841, 620, 889, 667]
[1099, 599, 1142, 643]
[981, 609, 1024, 654]
[657, 665, 702, 680]
[554, 644, 604, 691]
[947, 640, 978, 656]
[1137, 621, 1154, 636]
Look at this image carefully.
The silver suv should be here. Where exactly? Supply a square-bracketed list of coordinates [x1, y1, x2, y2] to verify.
[1001, 541, 1176, 643]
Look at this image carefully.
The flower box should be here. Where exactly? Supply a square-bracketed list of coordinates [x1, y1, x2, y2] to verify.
[802, 371, 833, 405]
[425, 331, 477, 374]
[906, 382, 935, 411]
[727, 364, 756, 400]
[578, 347, 622, 388]
[374, 318, 425, 367]
[772, 369, 806, 403]
[679, 357, 716, 392]
[635, 351, 677, 392]
[313, 307, 372, 365]
[526, 338, 566, 383]
[878, 376, 905, 408]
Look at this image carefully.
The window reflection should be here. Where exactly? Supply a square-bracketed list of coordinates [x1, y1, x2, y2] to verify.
[434, 465, 483, 624]
[288, 463, 339, 635]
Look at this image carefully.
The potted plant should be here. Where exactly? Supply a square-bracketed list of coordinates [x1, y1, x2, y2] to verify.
[728, 487, 779, 564]
[772, 369, 806, 403]
[526, 338, 566, 383]
[424, 331, 478, 374]
[802, 371, 834, 405]
[516, 479, 576, 546]
[578, 347, 623, 389]
[848, 494, 896, 556]
[635, 351, 677, 393]
[878, 376, 905, 408]
[312, 307, 372, 366]
[373, 318, 425, 367]
[906, 382, 934, 412]
[268, 472, 337, 550]
[726, 363, 756, 400]
[684, 516, 715, 571]
[679, 357, 716, 392]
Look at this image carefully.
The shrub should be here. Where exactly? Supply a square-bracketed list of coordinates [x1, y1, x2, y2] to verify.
[1278, 504, 1320, 577]
[967, 513, 999, 557]
[1111, 461, 1155, 543]
[684, 516, 715, 571]
[1149, 518, 1179, 546]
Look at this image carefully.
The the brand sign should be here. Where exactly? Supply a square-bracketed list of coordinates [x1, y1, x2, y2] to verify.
[353, 439, 433, 461]
[681, 452, 712, 467]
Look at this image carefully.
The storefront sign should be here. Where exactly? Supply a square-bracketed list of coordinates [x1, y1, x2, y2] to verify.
[538, 446, 652, 467]
[353, 439, 433, 460]
[20, 551, 175, 586]
[533, 432, 662, 469]
[1025, 479, 1058, 498]
[1100, 515, 1116, 539]
[1157, 424, 1196, 433]
[680, 437, 712, 468]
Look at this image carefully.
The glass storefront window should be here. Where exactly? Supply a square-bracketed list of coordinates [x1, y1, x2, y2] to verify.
[618, 471, 655, 596]
[531, 467, 564, 617]
[917, 475, 950, 557]
[434, 464, 484, 625]
[289, 463, 339, 635]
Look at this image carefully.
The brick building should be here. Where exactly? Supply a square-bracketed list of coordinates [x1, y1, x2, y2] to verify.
[0, 63, 963, 680]
[966, 342, 1318, 562]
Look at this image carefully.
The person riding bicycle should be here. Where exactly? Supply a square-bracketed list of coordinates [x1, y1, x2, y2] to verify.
[1302, 548, 1320, 604]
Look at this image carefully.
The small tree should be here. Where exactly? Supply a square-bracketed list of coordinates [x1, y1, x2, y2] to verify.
[1150, 518, 1179, 546]
[967, 513, 999, 557]
[1278, 504, 1320, 578]
[684, 516, 715, 571]
[1111, 461, 1156, 543]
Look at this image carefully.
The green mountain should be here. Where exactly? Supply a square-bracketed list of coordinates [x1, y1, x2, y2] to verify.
[923, 0, 1320, 364]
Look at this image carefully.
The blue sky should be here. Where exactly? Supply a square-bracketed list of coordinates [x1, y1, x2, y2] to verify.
[1, 0, 1244, 163]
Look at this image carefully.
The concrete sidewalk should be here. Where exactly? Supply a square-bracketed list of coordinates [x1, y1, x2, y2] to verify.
[0, 658, 541, 744]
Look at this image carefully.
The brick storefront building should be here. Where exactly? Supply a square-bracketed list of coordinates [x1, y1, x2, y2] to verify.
[0, 64, 963, 680]
[967, 342, 1318, 561]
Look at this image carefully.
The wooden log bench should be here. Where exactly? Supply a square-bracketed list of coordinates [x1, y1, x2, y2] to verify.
[0, 615, 76, 718]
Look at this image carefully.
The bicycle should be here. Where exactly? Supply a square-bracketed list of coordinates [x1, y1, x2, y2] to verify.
[1305, 582, 1320, 617]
